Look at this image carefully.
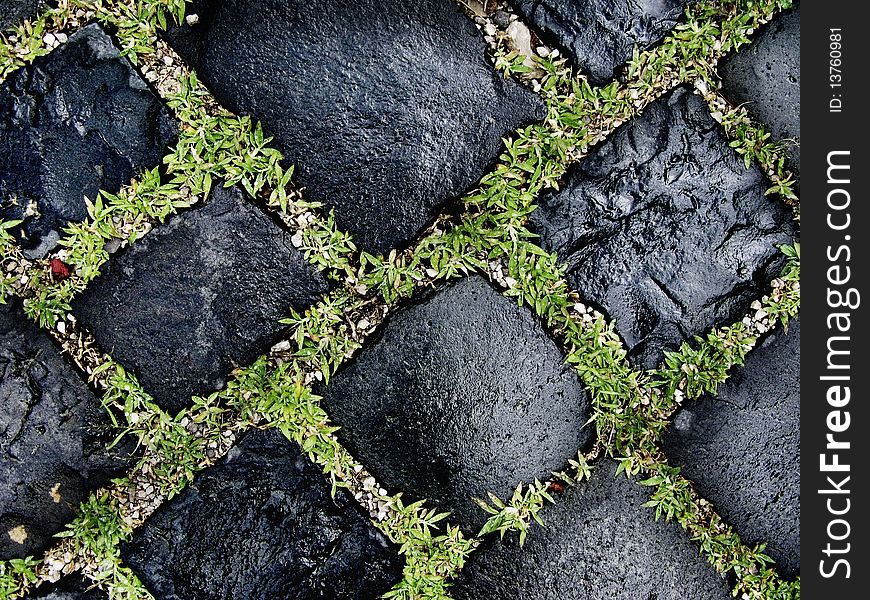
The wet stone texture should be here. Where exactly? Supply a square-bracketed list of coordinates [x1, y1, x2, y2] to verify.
[529, 87, 797, 369]
[122, 429, 403, 600]
[24, 575, 107, 600]
[720, 7, 800, 174]
[664, 317, 800, 577]
[165, 0, 545, 254]
[72, 185, 329, 413]
[0, 301, 131, 560]
[454, 460, 731, 600]
[319, 275, 593, 532]
[508, 0, 688, 84]
[0, 24, 177, 258]
[0, 0, 43, 30]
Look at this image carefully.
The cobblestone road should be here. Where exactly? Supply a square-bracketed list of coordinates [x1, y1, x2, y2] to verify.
[0, 1, 800, 599]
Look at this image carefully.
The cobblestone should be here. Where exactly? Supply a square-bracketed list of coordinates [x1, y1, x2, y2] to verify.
[122, 429, 403, 600]
[0, 24, 177, 258]
[1, 301, 132, 560]
[720, 7, 800, 173]
[320, 276, 593, 531]
[23, 574, 106, 600]
[664, 317, 801, 577]
[72, 185, 329, 412]
[508, 0, 689, 83]
[454, 459, 732, 599]
[0, 0, 43, 30]
[529, 87, 796, 368]
[164, 0, 545, 253]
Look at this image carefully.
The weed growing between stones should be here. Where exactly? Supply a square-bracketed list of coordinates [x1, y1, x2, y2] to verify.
[0, 0, 799, 599]
[0, 558, 38, 599]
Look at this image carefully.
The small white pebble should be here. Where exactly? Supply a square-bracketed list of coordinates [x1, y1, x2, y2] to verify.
[271, 340, 291, 352]
[185, 13, 200, 25]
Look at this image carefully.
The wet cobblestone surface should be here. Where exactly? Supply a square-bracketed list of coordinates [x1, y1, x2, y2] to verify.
[2, 1, 800, 597]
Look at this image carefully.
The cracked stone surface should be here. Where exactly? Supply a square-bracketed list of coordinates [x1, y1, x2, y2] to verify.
[122, 429, 403, 600]
[0, 0, 42, 30]
[72, 185, 329, 413]
[720, 6, 800, 173]
[454, 459, 732, 599]
[0, 301, 132, 560]
[664, 317, 800, 577]
[529, 87, 797, 369]
[319, 275, 593, 532]
[508, 0, 689, 84]
[0, 24, 177, 258]
[164, 0, 545, 254]
[24, 575, 107, 600]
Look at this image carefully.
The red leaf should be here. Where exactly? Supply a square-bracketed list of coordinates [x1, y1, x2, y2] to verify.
[50, 258, 71, 281]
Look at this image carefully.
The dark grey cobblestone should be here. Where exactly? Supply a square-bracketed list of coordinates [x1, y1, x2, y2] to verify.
[720, 6, 800, 173]
[72, 185, 329, 413]
[454, 459, 732, 600]
[122, 428, 403, 600]
[508, 0, 689, 83]
[24, 575, 107, 600]
[529, 86, 796, 369]
[165, 0, 545, 254]
[664, 317, 800, 577]
[320, 275, 593, 532]
[0, 24, 177, 258]
[1, 301, 131, 560]
[0, 0, 42, 30]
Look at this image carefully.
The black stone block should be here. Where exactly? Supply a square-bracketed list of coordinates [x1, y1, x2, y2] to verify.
[164, 0, 545, 254]
[122, 429, 403, 600]
[320, 275, 593, 532]
[720, 7, 800, 173]
[0, 0, 42, 30]
[529, 87, 797, 369]
[24, 575, 107, 600]
[508, 0, 689, 83]
[664, 318, 800, 577]
[1, 301, 131, 559]
[72, 185, 329, 413]
[0, 24, 177, 257]
[454, 460, 732, 600]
